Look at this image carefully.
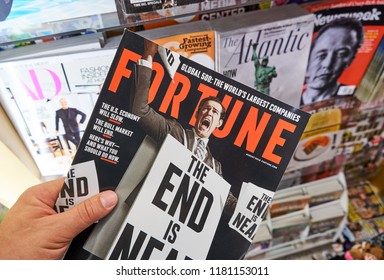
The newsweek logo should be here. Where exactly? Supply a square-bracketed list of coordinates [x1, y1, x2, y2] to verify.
[315, 8, 382, 26]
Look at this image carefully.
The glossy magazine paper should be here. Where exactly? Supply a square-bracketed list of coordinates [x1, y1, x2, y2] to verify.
[56, 30, 310, 260]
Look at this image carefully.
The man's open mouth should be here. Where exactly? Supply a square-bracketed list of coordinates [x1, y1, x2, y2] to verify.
[201, 118, 211, 130]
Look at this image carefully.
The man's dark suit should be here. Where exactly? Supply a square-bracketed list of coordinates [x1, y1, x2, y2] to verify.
[55, 107, 86, 148]
[131, 64, 241, 257]
[83, 63, 237, 260]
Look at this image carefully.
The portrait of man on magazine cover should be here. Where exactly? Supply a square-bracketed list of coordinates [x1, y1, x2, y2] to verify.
[130, 39, 237, 213]
[301, 18, 364, 106]
[81, 39, 240, 260]
[129, 39, 250, 259]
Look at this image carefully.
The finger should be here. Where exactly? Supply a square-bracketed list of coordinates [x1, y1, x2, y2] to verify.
[41, 177, 66, 198]
[20, 178, 65, 207]
[58, 190, 118, 237]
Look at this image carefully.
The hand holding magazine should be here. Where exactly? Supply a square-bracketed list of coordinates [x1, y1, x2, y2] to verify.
[55, 30, 310, 260]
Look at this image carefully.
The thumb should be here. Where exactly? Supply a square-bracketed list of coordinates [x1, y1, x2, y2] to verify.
[59, 191, 118, 237]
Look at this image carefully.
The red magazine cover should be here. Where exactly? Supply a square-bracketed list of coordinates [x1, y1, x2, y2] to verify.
[300, 0, 384, 106]
[54, 29, 310, 260]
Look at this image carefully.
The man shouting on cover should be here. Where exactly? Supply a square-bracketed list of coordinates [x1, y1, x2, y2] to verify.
[84, 39, 238, 260]
[131, 40, 226, 176]
[130, 39, 237, 214]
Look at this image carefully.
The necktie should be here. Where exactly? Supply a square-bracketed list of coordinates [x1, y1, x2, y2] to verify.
[195, 138, 206, 161]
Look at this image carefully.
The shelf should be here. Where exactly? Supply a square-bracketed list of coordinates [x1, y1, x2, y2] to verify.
[118, 0, 270, 27]
[248, 231, 338, 260]
[0, 0, 270, 47]
[245, 173, 348, 260]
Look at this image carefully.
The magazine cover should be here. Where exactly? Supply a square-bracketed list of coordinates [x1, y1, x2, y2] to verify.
[354, 36, 384, 103]
[56, 29, 310, 260]
[198, 0, 269, 21]
[120, 0, 204, 14]
[300, 0, 384, 106]
[347, 181, 384, 223]
[344, 216, 384, 242]
[138, 20, 216, 70]
[152, 30, 216, 70]
[0, 49, 115, 177]
[213, 4, 315, 108]
[285, 96, 360, 173]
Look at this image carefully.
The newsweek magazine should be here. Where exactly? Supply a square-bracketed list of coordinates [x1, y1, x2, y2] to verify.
[56, 30, 310, 260]
[300, 0, 384, 106]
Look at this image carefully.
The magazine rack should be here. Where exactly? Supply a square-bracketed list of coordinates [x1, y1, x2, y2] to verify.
[246, 173, 348, 260]
[0, 0, 269, 47]
[118, 0, 270, 26]
[1, 0, 383, 260]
